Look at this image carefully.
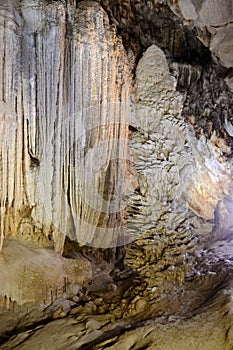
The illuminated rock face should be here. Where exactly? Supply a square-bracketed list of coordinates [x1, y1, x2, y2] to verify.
[0, 240, 91, 306]
[0, 0, 232, 253]
[0, 1, 131, 251]
[132, 44, 231, 223]
[1, 1, 233, 349]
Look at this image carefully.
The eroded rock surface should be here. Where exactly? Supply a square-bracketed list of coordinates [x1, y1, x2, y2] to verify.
[1, 0, 233, 349]
[0, 239, 91, 340]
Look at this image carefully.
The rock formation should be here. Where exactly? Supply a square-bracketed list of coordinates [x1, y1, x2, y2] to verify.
[0, 0, 233, 349]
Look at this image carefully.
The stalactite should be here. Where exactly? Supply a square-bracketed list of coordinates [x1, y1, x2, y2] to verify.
[0, 1, 132, 251]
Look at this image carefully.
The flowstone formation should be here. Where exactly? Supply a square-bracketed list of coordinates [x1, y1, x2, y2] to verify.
[0, 0, 131, 252]
[1, 1, 233, 349]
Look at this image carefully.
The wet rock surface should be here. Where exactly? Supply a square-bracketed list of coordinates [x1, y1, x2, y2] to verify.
[0, 0, 233, 349]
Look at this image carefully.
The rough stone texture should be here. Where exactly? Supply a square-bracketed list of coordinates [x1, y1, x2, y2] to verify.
[0, 239, 91, 341]
[124, 43, 231, 299]
[1, 0, 233, 349]
[170, 0, 233, 69]
[0, 239, 91, 306]
[1, 287, 233, 349]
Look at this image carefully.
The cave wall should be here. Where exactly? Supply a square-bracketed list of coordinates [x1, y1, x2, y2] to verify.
[0, 0, 132, 251]
[1, 0, 233, 254]
[1, 1, 233, 349]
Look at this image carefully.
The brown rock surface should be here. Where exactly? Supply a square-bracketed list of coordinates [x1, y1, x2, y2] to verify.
[0, 0, 233, 349]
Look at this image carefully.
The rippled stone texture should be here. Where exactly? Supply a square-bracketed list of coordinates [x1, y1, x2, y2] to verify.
[0, 0, 131, 251]
[1, 1, 233, 349]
